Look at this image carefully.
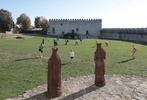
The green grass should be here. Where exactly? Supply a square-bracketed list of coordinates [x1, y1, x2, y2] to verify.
[0, 33, 147, 99]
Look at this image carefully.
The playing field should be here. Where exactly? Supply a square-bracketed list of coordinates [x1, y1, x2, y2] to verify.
[0, 33, 146, 99]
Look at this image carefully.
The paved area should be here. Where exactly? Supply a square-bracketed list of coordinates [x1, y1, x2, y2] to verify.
[6, 75, 147, 100]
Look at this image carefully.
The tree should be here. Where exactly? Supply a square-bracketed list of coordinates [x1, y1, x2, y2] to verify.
[0, 9, 13, 32]
[41, 18, 49, 28]
[34, 16, 49, 28]
[16, 13, 31, 31]
[34, 17, 40, 28]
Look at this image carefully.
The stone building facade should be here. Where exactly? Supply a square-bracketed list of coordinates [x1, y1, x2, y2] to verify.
[47, 19, 102, 39]
[100, 28, 147, 44]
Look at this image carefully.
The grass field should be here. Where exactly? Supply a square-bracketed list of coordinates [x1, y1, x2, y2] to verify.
[0, 33, 147, 99]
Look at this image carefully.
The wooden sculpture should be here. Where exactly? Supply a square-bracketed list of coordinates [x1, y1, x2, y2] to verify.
[94, 43, 106, 87]
[47, 47, 62, 98]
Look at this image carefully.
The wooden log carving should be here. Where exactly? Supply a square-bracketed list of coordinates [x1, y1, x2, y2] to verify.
[94, 43, 106, 87]
[47, 47, 62, 98]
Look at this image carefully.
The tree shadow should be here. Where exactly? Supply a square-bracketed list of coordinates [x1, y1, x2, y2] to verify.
[118, 58, 134, 63]
[14, 57, 39, 61]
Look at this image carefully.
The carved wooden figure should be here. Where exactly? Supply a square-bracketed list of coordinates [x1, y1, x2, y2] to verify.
[94, 43, 106, 87]
[48, 48, 62, 98]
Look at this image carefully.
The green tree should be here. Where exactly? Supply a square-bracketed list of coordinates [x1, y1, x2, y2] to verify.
[34, 17, 41, 28]
[16, 13, 31, 31]
[0, 9, 13, 32]
[34, 16, 49, 28]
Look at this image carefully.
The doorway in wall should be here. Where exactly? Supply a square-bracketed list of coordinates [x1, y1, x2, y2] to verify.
[72, 30, 75, 38]
[86, 30, 89, 39]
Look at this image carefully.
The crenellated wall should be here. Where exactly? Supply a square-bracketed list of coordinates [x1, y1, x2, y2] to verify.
[47, 19, 147, 44]
[47, 19, 102, 38]
[100, 28, 147, 44]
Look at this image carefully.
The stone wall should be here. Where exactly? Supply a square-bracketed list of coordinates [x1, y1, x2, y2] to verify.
[47, 19, 102, 38]
[100, 28, 147, 44]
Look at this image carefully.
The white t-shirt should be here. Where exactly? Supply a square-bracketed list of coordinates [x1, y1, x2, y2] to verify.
[70, 51, 74, 57]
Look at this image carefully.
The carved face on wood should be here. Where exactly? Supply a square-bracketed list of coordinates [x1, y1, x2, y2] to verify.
[95, 43, 106, 60]
[96, 43, 102, 49]
[52, 48, 58, 54]
[50, 48, 59, 59]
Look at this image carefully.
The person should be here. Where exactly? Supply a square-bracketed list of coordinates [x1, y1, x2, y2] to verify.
[42, 38, 45, 45]
[39, 43, 44, 57]
[42, 38, 46, 46]
[80, 38, 82, 44]
[53, 38, 58, 46]
[132, 45, 137, 59]
[65, 39, 69, 45]
[57, 36, 59, 41]
[105, 41, 108, 46]
[69, 49, 74, 63]
[75, 39, 78, 45]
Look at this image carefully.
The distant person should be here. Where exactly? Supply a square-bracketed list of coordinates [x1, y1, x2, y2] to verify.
[42, 38, 45, 46]
[53, 38, 58, 46]
[39, 43, 44, 57]
[65, 39, 69, 45]
[57, 36, 59, 41]
[69, 49, 74, 63]
[105, 41, 108, 46]
[75, 39, 79, 45]
[132, 45, 137, 59]
[80, 38, 82, 44]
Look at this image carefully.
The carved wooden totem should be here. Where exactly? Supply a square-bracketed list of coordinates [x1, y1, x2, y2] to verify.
[48, 48, 62, 98]
[94, 43, 106, 87]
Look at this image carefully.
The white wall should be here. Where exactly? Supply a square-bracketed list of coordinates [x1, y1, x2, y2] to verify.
[47, 19, 102, 38]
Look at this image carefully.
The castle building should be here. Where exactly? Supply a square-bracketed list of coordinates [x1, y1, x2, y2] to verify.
[47, 19, 102, 39]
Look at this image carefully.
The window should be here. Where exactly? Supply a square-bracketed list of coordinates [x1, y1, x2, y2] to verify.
[86, 30, 89, 34]
[52, 28, 55, 33]
[62, 31, 64, 35]
[72, 30, 74, 34]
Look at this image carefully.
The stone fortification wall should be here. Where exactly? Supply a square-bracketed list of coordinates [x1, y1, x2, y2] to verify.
[100, 28, 147, 44]
[47, 19, 102, 38]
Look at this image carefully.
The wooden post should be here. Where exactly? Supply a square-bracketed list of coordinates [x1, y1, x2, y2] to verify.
[94, 43, 106, 87]
[47, 47, 62, 98]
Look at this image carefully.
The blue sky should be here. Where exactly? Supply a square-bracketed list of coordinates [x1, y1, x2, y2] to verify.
[1, 0, 147, 28]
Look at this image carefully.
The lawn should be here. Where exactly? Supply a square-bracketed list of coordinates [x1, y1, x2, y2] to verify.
[0, 33, 147, 99]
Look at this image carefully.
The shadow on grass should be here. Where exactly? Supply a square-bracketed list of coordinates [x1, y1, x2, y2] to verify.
[118, 58, 134, 63]
[24, 85, 99, 100]
[62, 62, 69, 66]
[14, 57, 39, 61]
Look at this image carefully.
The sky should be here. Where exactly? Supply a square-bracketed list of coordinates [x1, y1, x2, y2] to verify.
[1, 0, 147, 28]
